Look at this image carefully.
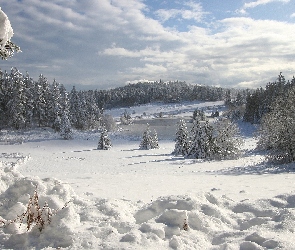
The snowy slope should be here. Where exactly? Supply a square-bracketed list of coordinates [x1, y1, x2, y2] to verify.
[1, 101, 295, 249]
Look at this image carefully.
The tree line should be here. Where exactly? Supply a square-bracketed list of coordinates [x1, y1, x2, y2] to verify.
[0, 67, 247, 132]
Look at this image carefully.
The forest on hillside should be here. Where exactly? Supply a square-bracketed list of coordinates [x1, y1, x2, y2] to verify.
[1, 67, 295, 164]
[0, 67, 248, 131]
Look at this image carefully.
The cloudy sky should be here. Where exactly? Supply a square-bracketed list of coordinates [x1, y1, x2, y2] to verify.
[1, 0, 294, 90]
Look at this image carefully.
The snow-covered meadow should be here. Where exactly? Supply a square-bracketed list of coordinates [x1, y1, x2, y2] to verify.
[1, 101, 295, 249]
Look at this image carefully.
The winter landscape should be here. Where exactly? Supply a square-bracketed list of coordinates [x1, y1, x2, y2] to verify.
[1, 98, 295, 250]
[1, 2, 295, 249]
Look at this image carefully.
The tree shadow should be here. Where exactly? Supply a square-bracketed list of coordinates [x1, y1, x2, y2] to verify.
[214, 161, 295, 176]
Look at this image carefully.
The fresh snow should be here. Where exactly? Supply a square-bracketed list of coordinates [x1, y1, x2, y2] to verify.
[1, 101, 295, 249]
[0, 8, 13, 49]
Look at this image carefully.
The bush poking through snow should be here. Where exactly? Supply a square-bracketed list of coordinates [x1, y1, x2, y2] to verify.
[1, 187, 71, 232]
[182, 218, 189, 231]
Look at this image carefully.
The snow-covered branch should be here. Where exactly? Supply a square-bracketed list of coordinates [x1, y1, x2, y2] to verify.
[0, 8, 20, 59]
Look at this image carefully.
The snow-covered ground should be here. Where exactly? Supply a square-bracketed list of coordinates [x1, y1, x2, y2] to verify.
[1, 101, 295, 249]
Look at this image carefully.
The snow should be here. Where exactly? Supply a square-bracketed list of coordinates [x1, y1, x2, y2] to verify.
[1, 101, 295, 249]
[0, 8, 13, 49]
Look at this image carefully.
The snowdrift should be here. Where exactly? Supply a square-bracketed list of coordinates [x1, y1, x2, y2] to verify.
[1, 156, 295, 249]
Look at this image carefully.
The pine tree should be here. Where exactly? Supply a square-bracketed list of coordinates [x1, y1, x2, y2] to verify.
[23, 72, 35, 128]
[120, 110, 133, 125]
[60, 112, 73, 140]
[173, 119, 189, 155]
[7, 68, 26, 129]
[139, 124, 158, 150]
[152, 129, 159, 149]
[34, 74, 50, 127]
[193, 108, 206, 121]
[212, 118, 243, 160]
[60, 90, 73, 140]
[258, 86, 295, 163]
[97, 127, 112, 150]
[50, 79, 63, 132]
[186, 119, 210, 159]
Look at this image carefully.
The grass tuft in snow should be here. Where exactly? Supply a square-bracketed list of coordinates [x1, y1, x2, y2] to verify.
[1, 186, 71, 232]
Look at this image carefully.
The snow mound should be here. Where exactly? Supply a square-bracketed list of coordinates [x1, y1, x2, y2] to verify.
[1, 163, 295, 250]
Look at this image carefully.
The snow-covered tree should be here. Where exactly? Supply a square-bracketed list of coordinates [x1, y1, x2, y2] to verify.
[258, 86, 295, 163]
[152, 129, 159, 149]
[193, 108, 206, 121]
[23, 72, 35, 128]
[59, 90, 73, 140]
[211, 118, 243, 160]
[50, 79, 63, 131]
[0, 8, 20, 60]
[34, 74, 51, 127]
[186, 117, 242, 160]
[97, 127, 112, 150]
[120, 110, 133, 125]
[60, 112, 73, 140]
[7, 68, 26, 129]
[173, 119, 190, 156]
[186, 119, 213, 159]
[139, 124, 159, 150]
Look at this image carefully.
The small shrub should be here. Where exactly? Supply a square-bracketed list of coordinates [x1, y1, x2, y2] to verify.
[182, 219, 189, 231]
[1, 187, 70, 232]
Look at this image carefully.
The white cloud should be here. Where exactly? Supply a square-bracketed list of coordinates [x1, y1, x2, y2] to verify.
[155, 1, 205, 23]
[291, 13, 295, 18]
[239, 0, 290, 14]
[1, 0, 295, 89]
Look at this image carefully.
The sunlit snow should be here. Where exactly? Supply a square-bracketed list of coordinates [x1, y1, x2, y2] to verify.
[1, 101, 295, 249]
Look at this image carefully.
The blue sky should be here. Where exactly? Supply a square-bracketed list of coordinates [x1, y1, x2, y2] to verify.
[0, 0, 294, 90]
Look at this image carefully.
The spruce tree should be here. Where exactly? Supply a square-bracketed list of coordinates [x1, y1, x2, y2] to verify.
[152, 129, 159, 149]
[50, 79, 63, 132]
[7, 68, 26, 129]
[212, 118, 243, 160]
[139, 124, 158, 150]
[186, 119, 215, 159]
[186, 119, 209, 159]
[60, 90, 73, 140]
[173, 119, 189, 155]
[258, 86, 295, 163]
[97, 127, 112, 150]
[60, 112, 73, 140]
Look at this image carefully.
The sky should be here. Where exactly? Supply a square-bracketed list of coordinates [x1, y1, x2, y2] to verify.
[0, 0, 294, 90]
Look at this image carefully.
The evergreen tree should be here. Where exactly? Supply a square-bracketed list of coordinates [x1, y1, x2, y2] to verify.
[60, 112, 73, 140]
[50, 79, 63, 131]
[173, 119, 189, 155]
[69, 86, 80, 128]
[139, 124, 158, 150]
[34, 74, 50, 127]
[7, 68, 26, 129]
[193, 108, 206, 121]
[23, 72, 35, 128]
[60, 89, 73, 140]
[258, 86, 295, 163]
[212, 118, 243, 160]
[186, 119, 213, 159]
[151, 129, 159, 149]
[120, 110, 133, 125]
[97, 127, 112, 150]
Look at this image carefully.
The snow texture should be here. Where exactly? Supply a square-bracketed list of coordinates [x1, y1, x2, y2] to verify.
[0, 8, 13, 49]
[1, 101, 295, 249]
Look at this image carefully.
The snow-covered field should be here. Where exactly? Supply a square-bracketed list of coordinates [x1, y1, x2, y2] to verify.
[1, 101, 295, 249]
